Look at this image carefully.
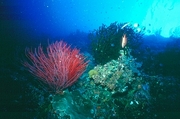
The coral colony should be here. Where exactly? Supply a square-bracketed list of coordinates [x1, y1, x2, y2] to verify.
[23, 23, 167, 118]
[23, 41, 88, 94]
[88, 22, 143, 65]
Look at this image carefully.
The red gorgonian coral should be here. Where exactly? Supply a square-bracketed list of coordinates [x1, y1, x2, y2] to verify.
[23, 41, 88, 93]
